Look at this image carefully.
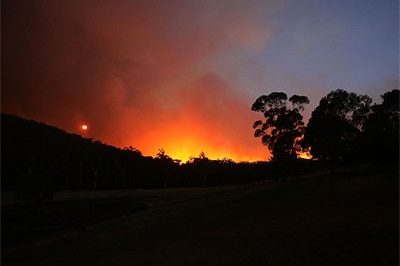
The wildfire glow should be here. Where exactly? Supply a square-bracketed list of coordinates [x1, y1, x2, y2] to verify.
[155, 137, 239, 163]
[134, 131, 269, 163]
[297, 148, 313, 160]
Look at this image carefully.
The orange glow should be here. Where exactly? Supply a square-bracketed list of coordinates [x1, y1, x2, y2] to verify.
[296, 148, 313, 160]
[81, 124, 88, 131]
[156, 136, 267, 163]
[294, 136, 313, 160]
[68, 75, 272, 163]
[130, 119, 270, 163]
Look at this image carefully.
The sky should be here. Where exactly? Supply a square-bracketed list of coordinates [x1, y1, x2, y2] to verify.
[2, 0, 399, 162]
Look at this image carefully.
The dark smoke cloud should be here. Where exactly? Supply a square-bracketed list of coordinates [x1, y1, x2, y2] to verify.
[3, 0, 277, 160]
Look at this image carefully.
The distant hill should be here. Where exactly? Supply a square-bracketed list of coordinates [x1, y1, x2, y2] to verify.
[1, 113, 147, 193]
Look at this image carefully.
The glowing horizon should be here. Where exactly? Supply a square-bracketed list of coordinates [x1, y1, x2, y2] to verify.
[3, 0, 398, 164]
[120, 118, 270, 162]
[76, 129, 269, 162]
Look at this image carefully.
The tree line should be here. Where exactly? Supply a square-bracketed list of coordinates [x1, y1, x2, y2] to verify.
[2, 88, 398, 202]
[252, 89, 399, 172]
[1, 114, 278, 202]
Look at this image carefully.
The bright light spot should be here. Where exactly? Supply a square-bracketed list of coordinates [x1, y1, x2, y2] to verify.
[297, 147, 313, 160]
[81, 124, 88, 131]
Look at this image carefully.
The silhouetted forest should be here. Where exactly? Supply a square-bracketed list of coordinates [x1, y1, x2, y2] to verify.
[252, 89, 399, 172]
[2, 113, 291, 202]
[2, 89, 398, 203]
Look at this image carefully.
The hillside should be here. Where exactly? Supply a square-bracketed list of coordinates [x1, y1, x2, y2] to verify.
[1, 113, 147, 192]
[1, 114, 274, 195]
[3, 172, 398, 266]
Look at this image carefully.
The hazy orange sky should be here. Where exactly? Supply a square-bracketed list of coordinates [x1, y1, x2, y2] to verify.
[2, 0, 398, 162]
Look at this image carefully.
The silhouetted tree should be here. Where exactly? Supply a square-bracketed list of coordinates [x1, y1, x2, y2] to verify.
[156, 148, 168, 160]
[123, 145, 142, 156]
[156, 148, 176, 188]
[359, 89, 399, 166]
[303, 89, 372, 171]
[190, 151, 209, 187]
[251, 92, 310, 162]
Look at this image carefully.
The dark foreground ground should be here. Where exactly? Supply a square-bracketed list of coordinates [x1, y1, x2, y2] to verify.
[2, 171, 399, 266]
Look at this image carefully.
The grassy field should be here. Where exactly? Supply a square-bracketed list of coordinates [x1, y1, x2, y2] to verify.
[2, 170, 398, 266]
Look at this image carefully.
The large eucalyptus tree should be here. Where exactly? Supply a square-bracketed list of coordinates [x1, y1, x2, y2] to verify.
[251, 92, 309, 162]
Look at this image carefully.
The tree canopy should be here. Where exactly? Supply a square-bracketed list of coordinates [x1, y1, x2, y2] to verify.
[359, 89, 399, 164]
[251, 92, 309, 162]
[303, 89, 372, 164]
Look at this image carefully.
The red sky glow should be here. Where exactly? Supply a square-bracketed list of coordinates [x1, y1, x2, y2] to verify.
[2, 0, 398, 162]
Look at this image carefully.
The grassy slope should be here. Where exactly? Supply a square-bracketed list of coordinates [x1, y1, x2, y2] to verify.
[3, 173, 398, 266]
